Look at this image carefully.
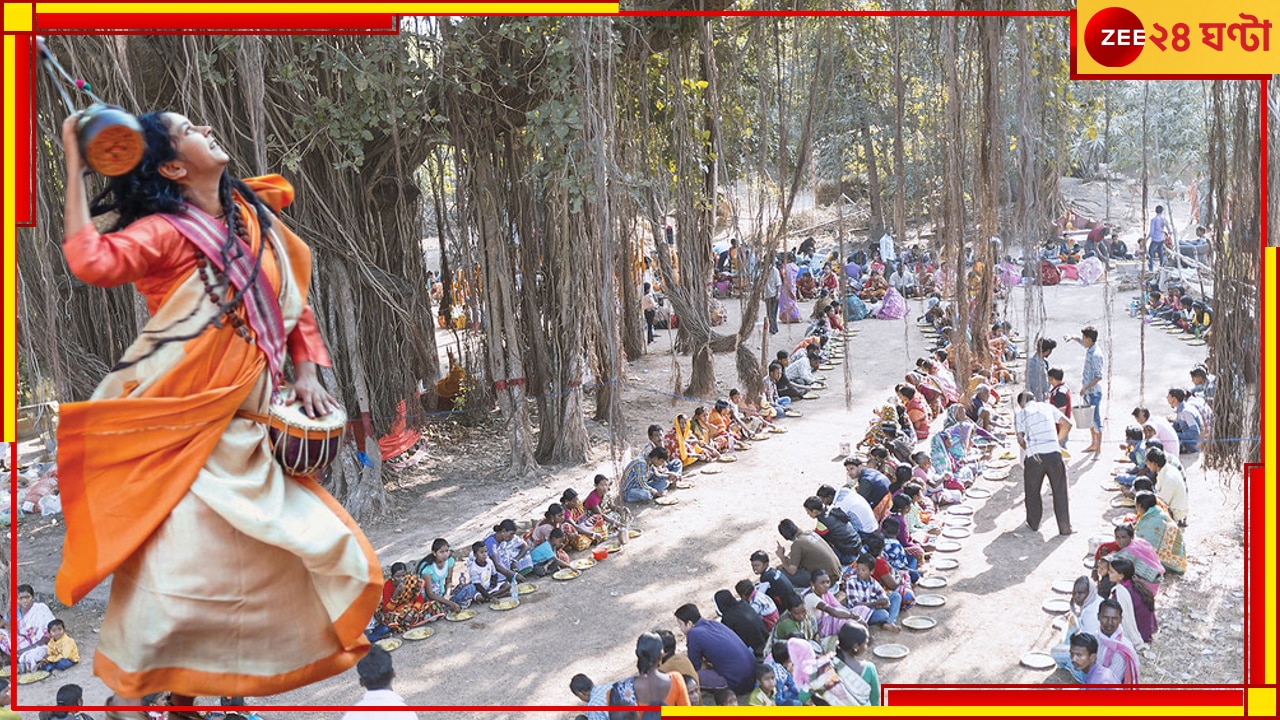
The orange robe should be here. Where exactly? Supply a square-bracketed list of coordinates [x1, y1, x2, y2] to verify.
[56, 175, 381, 697]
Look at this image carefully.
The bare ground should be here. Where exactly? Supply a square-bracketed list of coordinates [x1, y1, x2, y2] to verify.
[11, 256, 1243, 717]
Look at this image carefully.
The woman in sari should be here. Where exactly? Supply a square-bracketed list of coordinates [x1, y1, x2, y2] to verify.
[1050, 576, 1103, 679]
[608, 632, 689, 718]
[697, 404, 741, 453]
[1107, 557, 1157, 646]
[0, 585, 55, 671]
[561, 488, 607, 547]
[1133, 492, 1187, 575]
[905, 372, 945, 416]
[376, 564, 431, 633]
[785, 637, 856, 705]
[1095, 524, 1164, 593]
[664, 414, 716, 466]
[896, 384, 932, 440]
[55, 111, 380, 710]
[831, 624, 880, 706]
[779, 254, 804, 323]
[771, 593, 823, 649]
[801, 569, 870, 644]
[930, 405, 998, 476]
[919, 357, 961, 405]
[874, 287, 908, 320]
[859, 270, 889, 302]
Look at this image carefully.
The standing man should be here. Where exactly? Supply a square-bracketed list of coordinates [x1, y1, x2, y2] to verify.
[764, 257, 782, 335]
[1014, 391, 1074, 536]
[1146, 205, 1170, 272]
[879, 230, 897, 265]
[1069, 326, 1105, 454]
[642, 282, 658, 345]
[1027, 338, 1057, 402]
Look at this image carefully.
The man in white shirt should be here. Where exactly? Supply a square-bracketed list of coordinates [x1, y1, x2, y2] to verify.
[1014, 391, 1074, 536]
[879, 232, 896, 264]
[340, 646, 418, 720]
[816, 484, 879, 539]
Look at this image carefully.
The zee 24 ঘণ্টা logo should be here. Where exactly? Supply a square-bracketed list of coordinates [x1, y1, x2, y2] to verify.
[1084, 5, 1272, 68]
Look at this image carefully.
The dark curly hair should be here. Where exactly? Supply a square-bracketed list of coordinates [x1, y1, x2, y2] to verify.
[87, 111, 277, 373]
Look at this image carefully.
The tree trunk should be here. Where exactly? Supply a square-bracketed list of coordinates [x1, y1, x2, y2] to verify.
[892, 23, 908, 239]
[331, 264, 386, 522]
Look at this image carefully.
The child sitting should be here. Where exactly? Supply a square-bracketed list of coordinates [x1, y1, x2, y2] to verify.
[735, 578, 779, 630]
[37, 620, 78, 673]
[746, 664, 776, 706]
[467, 541, 510, 602]
[529, 528, 573, 576]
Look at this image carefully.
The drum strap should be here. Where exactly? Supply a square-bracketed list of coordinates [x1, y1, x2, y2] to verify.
[235, 409, 271, 425]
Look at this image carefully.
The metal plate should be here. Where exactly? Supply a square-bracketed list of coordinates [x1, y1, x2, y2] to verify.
[1020, 651, 1056, 670]
[445, 608, 478, 621]
[966, 487, 992, 499]
[917, 576, 948, 589]
[873, 643, 910, 659]
[946, 504, 975, 516]
[902, 616, 937, 630]
[934, 540, 963, 552]
[489, 598, 520, 611]
[942, 527, 971, 539]
[943, 516, 973, 528]
[932, 558, 959, 571]
[404, 626, 434, 641]
[699, 465, 722, 475]
[718, 455, 738, 463]
[376, 637, 403, 651]
[16, 670, 51, 685]
[914, 594, 947, 607]
[552, 569, 581, 581]
[571, 558, 596, 570]
[1110, 496, 1136, 508]
[1051, 579, 1076, 594]
[655, 495, 680, 505]
[517, 582, 538, 595]
[1042, 597, 1071, 614]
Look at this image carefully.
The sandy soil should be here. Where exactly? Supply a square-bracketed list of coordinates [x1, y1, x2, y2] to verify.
[10, 247, 1244, 718]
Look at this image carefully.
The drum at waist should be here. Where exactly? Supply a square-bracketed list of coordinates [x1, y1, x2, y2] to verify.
[238, 400, 347, 477]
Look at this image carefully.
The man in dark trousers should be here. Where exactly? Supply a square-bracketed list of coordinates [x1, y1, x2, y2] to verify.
[1014, 390, 1074, 535]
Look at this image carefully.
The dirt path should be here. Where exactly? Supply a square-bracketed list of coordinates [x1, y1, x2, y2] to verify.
[12, 258, 1242, 717]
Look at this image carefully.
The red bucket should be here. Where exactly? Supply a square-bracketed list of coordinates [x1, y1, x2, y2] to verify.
[592, 546, 609, 561]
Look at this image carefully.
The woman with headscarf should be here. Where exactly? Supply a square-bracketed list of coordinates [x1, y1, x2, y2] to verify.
[1133, 492, 1187, 575]
[1049, 576, 1103, 680]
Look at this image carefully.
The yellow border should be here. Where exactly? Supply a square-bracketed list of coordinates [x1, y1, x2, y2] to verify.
[36, 3, 620, 14]
[3, 34, 16, 442]
[4, 4, 33, 31]
[1264, 247, 1277, 686]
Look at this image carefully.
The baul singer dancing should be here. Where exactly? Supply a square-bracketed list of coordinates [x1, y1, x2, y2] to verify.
[55, 109, 381, 713]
